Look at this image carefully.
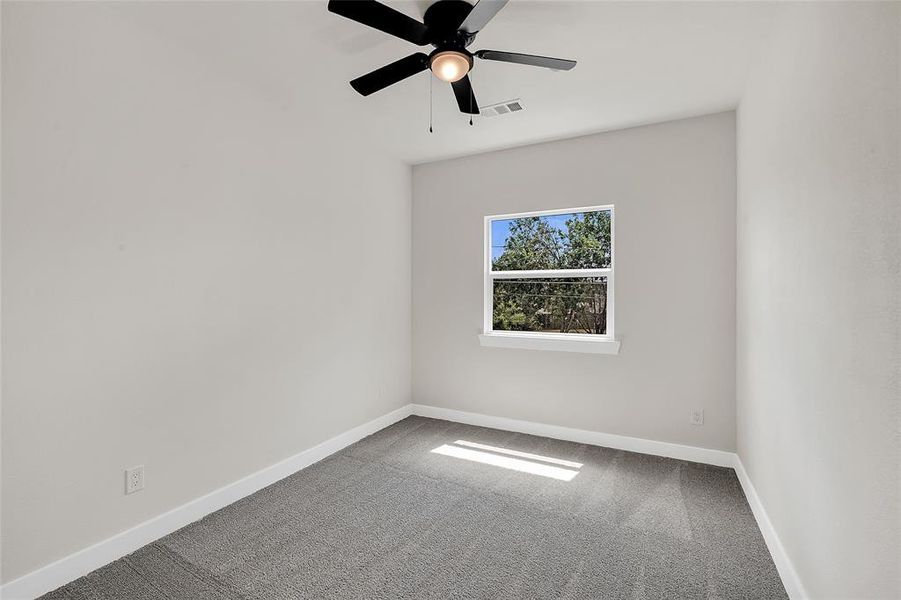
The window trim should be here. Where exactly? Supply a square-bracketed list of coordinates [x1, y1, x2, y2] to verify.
[481, 204, 619, 354]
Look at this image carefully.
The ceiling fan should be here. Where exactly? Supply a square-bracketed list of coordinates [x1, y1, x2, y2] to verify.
[327, 0, 576, 115]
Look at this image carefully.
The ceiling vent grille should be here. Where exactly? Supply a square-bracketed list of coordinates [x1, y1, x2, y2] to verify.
[480, 98, 525, 118]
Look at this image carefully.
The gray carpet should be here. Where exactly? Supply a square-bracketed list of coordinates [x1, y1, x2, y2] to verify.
[41, 416, 787, 599]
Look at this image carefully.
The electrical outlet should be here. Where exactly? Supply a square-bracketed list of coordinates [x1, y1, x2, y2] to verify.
[125, 465, 144, 495]
[690, 409, 704, 426]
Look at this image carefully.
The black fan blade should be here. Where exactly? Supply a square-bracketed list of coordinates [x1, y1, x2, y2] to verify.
[451, 75, 479, 115]
[328, 0, 429, 45]
[475, 50, 576, 71]
[350, 53, 429, 96]
[459, 0, 508, 34]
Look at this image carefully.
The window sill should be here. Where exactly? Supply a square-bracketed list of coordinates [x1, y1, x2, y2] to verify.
[478, 333, 621, 355]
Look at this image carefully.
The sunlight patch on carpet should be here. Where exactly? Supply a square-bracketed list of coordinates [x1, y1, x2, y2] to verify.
[431, 442, 581, 481]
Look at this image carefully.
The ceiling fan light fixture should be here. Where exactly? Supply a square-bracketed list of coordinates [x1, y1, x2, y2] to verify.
[430, 50, 472, 83]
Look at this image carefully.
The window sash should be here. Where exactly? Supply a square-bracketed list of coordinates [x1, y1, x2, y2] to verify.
[484, 206, 615, 340]
[487, 273, 613, 338]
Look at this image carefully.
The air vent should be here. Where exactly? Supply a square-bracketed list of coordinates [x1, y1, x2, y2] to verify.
[480, 98, 525, 118]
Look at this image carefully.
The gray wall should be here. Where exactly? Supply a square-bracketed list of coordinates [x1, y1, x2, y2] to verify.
[736, 3, 900, 598]
[1, 3, 411, 583]
[412, 112, 737, 452]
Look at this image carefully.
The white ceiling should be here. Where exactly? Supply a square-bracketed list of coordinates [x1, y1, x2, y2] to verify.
[123, 1, 779, 164]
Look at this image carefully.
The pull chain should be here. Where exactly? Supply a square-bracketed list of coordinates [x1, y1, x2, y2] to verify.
[429, 74, 433, 133]
[469, 72, 474, 126]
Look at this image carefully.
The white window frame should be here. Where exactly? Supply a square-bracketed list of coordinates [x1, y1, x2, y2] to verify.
[479, 205, 620, 355]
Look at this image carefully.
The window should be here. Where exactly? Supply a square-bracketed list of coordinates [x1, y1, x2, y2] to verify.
[481, 206, 620, 354]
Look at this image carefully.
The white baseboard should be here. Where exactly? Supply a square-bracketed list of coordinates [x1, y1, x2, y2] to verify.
[410, 404, 736, 467]
[0, 404, 414, 600]
[2, 402, 803, 600]
[733, 457, 808, 600]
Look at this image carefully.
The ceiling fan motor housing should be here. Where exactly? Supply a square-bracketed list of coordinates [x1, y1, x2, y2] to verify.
[423, 0, 478, 48]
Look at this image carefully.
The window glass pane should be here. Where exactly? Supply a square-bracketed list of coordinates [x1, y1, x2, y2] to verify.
[491, 210, 611, 271]
[492, 277, 607, 335]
